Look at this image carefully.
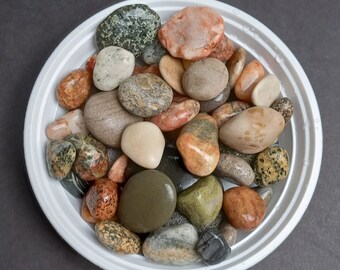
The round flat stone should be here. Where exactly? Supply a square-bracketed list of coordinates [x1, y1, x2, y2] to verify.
[118, 170, 177, 233]
[251, 74, 281, 107]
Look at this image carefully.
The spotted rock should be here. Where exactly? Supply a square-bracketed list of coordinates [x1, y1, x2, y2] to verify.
[142, 38, 167, 65]
[270, 97, 294, 123]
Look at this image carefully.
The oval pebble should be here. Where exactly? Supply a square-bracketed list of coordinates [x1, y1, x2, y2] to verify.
[226, 47, 246, 89]
[251, 74, 281, 106]
[219, 222, 237, 247]
[81, 197, 99, 224]
[270, 97, 294, 123]
[209, 34, 234, 62]
[142, 39, 167, 65]
[60, 171, 90, 198]
[199, 84, 231, 113]
[107, 154, 128, 183]
[93, 46, 135, 91]
[159, 55, 185, 95]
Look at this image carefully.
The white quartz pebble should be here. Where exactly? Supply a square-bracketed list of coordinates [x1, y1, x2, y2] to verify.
[251, 74, 280, 107]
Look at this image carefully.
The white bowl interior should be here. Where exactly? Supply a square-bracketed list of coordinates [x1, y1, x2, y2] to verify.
[24, 0, 323, 269]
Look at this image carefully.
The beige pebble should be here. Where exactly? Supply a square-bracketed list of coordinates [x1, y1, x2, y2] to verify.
[251, 74, 281, 106]
[226, 47, 246, 89]
[159, 55, 185, 95]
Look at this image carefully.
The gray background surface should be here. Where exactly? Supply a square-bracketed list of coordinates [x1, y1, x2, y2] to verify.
[0, 0, 339, 269]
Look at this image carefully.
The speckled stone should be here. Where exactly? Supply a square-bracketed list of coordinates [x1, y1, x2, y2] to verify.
[95, 220, 141, 254]
[199, 84, 231, 113]
[142, 223, 200, 265]
[142, 38, 167, 65]
[254, 145, 290, 187]
[60, 171, 90, 198]
[270, 97, 294, 124]
[96, 4, 161, 56]
[219, 141, 256, 165]
[118, 73, 173, 118]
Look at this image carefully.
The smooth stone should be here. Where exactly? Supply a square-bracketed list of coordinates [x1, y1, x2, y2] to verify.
[270, 97, 294, 123]
[148, 98, 200, 132]
[254, 186, 273, 206]
[96, 4, 161, 55]
[196, 228, 231, 265]
[251, 74, 281, 106]
[219, 143, 256, 165]
[182, 59, 196, 70]
[159, 55, 185, 95]
[223, 186, 266, 231]
[118, 170, 177, 233]
[219, 106, 285, 154]
[95, 220, 141, 254]
[142, 38, 167, 65]
[199, 84, 231, 113]
[93, 46, 134, 91]
[118, 73, 173, 118]
[158, 6, 224, 60]
[84, 91, 142, 148]
[211, 100, 250, 128]
[177, 175, 223, 227]
[60, 171, 90, 198]
[107, 148, 123, 168]
[107, 154, 129, 183]
[46, 109, 88, 140]
[121, 122, 165, 169]
[142, 223, 200, 265]
[182, 58, 229, 101]
[254, 145, 290, 187]
[81, 197, 99, 224]
[214, 153, 255, 186]
[234, 59, 265, 102]
[177, 113, 220, 176]
[132, 64, 161, 77]
[226, 47, 246, 89]
[209, 34, 234, 61]
[46, 140, 76, 180]
[219, 222, 237, 246]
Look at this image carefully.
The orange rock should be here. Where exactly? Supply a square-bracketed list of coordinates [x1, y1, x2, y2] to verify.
[209, 34, 234, 62]
[86, 54, 97, 75]
[108, 154, 129, 183]
[81, 197, 99, 224]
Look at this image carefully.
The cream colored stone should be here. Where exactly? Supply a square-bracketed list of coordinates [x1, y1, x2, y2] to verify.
[251, 74, 280, 107]
[159, 55, 185, 95]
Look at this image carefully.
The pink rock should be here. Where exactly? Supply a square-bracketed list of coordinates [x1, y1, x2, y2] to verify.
[209, 35, 234, 62]
[108, 154, 129, 184]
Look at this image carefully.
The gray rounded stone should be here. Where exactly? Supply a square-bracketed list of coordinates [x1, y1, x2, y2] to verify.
[142, 39, 167, 65]
[199, 84, 231, 113]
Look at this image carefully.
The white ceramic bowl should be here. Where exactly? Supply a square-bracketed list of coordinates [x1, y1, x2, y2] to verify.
[24, 0, 323, 269]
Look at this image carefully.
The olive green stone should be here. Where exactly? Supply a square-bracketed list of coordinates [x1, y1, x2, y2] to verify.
[177, 175, 223, 227]
[118, 170, 176, 233]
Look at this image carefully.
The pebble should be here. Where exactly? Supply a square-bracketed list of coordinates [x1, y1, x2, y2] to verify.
[234, 59, 265, 102]
[93, 46, 135, 91]
[159, 55, 185, 95]
[86, 54, 96, 74]
[46, 109, 88, 140]
[118, 73, 173, 118]
[223, 186, 266, 231]
[56, 69, 92, 110]
[81, 197, 99, 223]
[219, 106, 285, 154]
[84, 91, 142, 148]
[148, 98, 200, 132]
[132, 64, 161, 77]
[177, 175, 223, 227]
[95, 220, 141, 254]
[182, 59, 196, 70]
[121, 122, 165, 169]
[226, 47, 246, 89]
[199, 84, 231, 113]
[107, 154, 128, 183]
[60, 171, 90, 198]
[182, 58, 229, 101]
[142, 39, 167, 65]
[209, 34, 234, 61]
[219, 222, 237, 246]
[107, 148, 123, 168]
[219, 143, 256, 165]
[96, 4, 161, 55]
[158, 6, 224, 60]
[142, 223, 200, 265]
[118, 170, 177, 233]
[214, 153, 255, 186]
[270, 97, 294, 123]
[254, 145, 289, 187]
[251, 74, 281, 106]
[196, 228, 231, 265]
[254, 186, 273, 206]
[85, 178, 119, 220]
[176, 113, 220, 176]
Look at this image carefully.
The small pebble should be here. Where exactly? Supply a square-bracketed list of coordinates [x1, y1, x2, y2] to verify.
[226, 47, 246, 89]
[142, 39, 167, 65]
[199, 84, 231, 113]
[270, 97, 294, 123]
[219, 222, 237, 247]
[107, 154, 129, 183]
[251, 74, 281, 106]
[159, 55, 185, 95]
[81, 197, 99, 224]
[219, 143, 256, 165]
[209, 34, 234, 61]
[60, 171, 90, 198]
[254, 186, 273, 206]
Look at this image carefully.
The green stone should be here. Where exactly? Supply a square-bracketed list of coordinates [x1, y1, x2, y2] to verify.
[177, 175, 223, 227]
[96, 4, 161, 56]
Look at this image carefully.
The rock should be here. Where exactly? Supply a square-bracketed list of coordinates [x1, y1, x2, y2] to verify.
[142, 39, 167, 65]
[121, 122, 165, 169]
[85, 178, 119, 220]
[148, 98, 200, 132]
[46, 109, 88, 140]
[196, 228, 231, 265]
[56, 69, 92, 110]
[199, 84, 231, 113]
[254, 146, 290, 187]
[211, 100, 250, 128]
[46, 140, 76, 180]
[177, 175, 223, 227]
[159, 55, 185, 95]
[93, 46, 135, 91]
[209, 34, 234, 62]
[107, 148, 123, 168]
[182, 58, 229, 101]
[132, 64, 161, 77]
[95, 220, 141, 254]
[226, 47, 246, 89]
[158, 6, 224, 60]
[84, 91, 142, 148]
[270, 97, 294, 124]
[219, 222, 237, 246]
[118, 170, 177, 233]
[219, 106, 285, 154]
[182, 59, 196, 70]
[177, 113, 220, 176]
[107, 154, 129, 183]
[234, 60, 265, 102]
[163, 210, 190, 227]
[223, 186, 266, 231]
[142, 223, 200, 265]
[251, 74, 281, 106]
[215, 153, 255, 186]
[118, 73, 173, 117]
[96, 4, 161, 55]
[219, 143, 256, 165]
[195, 212, 223, 234]
[60, 171, 90, 198]
[254, 186, 273, 206]
[81, 197, 99, 223]
[85, 54, 96, 74]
